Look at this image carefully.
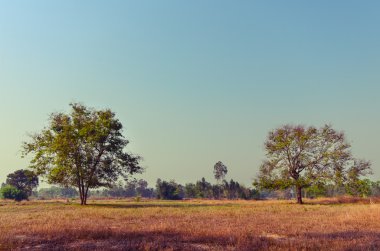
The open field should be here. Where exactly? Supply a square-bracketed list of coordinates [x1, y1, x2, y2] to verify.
[1, 198, 380, 250]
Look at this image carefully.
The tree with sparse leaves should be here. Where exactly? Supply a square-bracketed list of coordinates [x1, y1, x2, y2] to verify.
[254, 125, 371, 204]
[22, 103, 143, 205]
[213, 161, 228, 183]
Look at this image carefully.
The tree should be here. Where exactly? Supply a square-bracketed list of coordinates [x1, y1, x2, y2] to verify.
[255, 125, 371, 204]
[213, 161, 228, 183]
[6, 169, 39, 197]
[195, 177, 213, 198]
[222, 179, 242, 199]
[184, 183, 197, 198]
[156, 179, 184, 200]
[136, 179, 154, 198]
[345, 178, 372, 197]
[370, 181, 380, 196]
[0, 185, 28, 201]
[22, 103, 143, 205]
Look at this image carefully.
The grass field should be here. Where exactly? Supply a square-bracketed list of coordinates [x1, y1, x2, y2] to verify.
[1, 198, 380, 250]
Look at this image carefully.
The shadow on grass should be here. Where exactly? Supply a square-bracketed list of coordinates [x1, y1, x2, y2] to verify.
[87, 202, 238, 209]
[305, 231, 380, 240]
[8, 229, 270, 250]
[304, 231, 380, 250]
[7, 228, 380, 250]
[303, 197, 376, 205]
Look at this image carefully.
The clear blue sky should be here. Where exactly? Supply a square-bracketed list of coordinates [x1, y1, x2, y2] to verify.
[1, 1, 379, 187]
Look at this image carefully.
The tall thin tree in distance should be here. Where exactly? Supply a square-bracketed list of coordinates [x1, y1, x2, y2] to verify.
[214, 161, 228, 183]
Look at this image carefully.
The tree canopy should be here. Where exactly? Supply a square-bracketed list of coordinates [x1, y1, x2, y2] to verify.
[254, 124, 371, 204]
[22, 103, 143, 205]
[213, 161, 228, 182]
[6, 169, 39, 196]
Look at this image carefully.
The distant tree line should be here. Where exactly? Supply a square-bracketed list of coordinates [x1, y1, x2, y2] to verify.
[156, 178, 259, 200]
[256, 180, 380, 200]
[37, 186, 78, 199]
[91, 179, 155, 198]
[2, 166, 380, 202]
[16, 177, 379, 201]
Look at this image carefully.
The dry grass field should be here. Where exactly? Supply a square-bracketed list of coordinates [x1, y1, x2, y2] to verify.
[1, 198, 380, 250]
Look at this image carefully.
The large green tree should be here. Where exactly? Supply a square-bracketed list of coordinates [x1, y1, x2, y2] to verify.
[254, 125, 371, 204]
[22, 103, 143, 205]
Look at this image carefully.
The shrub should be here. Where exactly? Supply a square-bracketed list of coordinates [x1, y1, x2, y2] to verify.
[0, 185, 28, 201]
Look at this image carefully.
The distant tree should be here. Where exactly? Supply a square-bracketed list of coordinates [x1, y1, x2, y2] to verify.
[184, 183, 197, 198]
[195, 178, 213, 198]
[22, 103, 143, 205]
[37, 187, 61, 199]
[136, 179, 154, 198]
[345, 178, 372, 197]
[223, 179, 246, 199]
[97, 179, 154, 198]
[211, 184, 224, 199]
[156, 179, 184, 200]
[303, 182, 328, 198]
[213, 161, 228, 183]
[124, 180, 138, 197]
[106, 181, 130, 197]
[182, 179, 258, 200]
[0, 185, 28, 201]
[254, 125, 371, 204]
[370, 181, 380, 196]
[37, 186, 78, 199]
[6, 169, 39, 197]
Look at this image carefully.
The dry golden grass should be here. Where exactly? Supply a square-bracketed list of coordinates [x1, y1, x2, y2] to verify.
[1, 198, 380, 250]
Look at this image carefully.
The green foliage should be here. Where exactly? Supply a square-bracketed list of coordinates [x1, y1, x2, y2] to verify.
[345, 178, 372, 197]
[97, 179, 155, 198]
[103, 181, 135, 197]
[184, 178, 258, 200]
[37, 186, 78, 199]
[6, 169, 39, 197]
[255, 125, 372, 204]
[156, 179, 184, 200]
[22, 103, 143, 205]
[370, 181, 380, 196]
[0, 185, 28, 201]
[304, 183, 328, 198]
[195, 178, 213, 198]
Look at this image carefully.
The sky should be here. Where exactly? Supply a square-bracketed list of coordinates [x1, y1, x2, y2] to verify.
[0, 1, 379, 187]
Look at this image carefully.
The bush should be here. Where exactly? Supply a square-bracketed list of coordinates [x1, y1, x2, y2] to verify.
[0, 185, 28, 201]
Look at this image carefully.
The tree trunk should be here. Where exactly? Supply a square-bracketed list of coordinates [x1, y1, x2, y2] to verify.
[80, 193, 87, 205]
[78, 184, 83, 205]
[83, 187, 89, 205]
[81, 183, 86, 205]
[296, 185, 303, 204]
[78, 182, 86, 205]
[80, 190, 85, 205]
